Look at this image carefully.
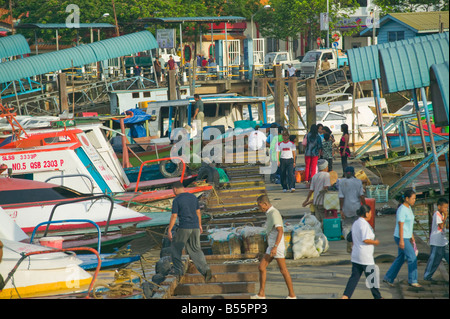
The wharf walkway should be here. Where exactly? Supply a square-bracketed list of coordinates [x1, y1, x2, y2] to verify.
[261, 155, 449, 299]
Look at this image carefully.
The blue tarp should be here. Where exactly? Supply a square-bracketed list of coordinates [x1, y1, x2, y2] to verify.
[114, 108, 153, 138]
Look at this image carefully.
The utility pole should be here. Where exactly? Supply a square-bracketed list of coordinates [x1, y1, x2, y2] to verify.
[112, 0, 126, 77]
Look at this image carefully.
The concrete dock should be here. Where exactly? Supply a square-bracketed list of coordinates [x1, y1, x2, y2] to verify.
[260, 156, 449, 299]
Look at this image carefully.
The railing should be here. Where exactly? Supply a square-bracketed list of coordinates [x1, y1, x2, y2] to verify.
[43, 194, 114, 237]
[30, 219, 102, 253]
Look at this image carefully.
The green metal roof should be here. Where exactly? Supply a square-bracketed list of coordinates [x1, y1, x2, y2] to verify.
[137, 16, 246, 23]
[379, 37, 449, 93]
[347, 32, 449, 83]
[16, 23, 116, 29]
[0, 34, 31, 59]
[430, 61, 449, 127]
[0, 31, 158, 84]
[360, 12, 449, 37]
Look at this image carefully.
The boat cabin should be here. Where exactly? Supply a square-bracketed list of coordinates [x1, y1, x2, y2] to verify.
[144, 94, 268, 138]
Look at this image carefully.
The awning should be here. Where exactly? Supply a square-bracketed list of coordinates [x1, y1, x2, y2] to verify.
[0, 34, 30, 59]
[0, 31, 158, 84]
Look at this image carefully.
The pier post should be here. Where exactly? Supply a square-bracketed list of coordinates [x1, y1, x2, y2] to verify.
[274, 65, 284, 126]
[288, 77, 298, 137]
[57, 73, 69, 113]
[306, 78, 316, 130]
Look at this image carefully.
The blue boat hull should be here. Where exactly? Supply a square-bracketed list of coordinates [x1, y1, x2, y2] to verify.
[387, 133, 449, 148]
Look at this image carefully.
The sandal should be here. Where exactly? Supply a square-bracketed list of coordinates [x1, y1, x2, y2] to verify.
[409, 283, 422, 288]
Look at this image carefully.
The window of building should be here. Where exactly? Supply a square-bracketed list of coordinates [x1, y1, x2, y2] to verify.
[132, 92, 140, 98]
[388, 31, 405, 42]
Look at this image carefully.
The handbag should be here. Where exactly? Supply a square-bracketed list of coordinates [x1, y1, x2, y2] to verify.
[323, 192, 340, 210]
[302, 134, 308, 147]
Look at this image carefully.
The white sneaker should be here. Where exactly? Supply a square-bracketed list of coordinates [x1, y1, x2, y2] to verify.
[250, 294, 266, 299]
[286, 296, 297, 299]
[283, 189, 287, 193]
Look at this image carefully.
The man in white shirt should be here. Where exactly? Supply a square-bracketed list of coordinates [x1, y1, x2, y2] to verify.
[339, 166, 365, 248]
[251, 195, 296, 299]
[287, 64, 296, 77]
[276, 132, 296, 192]
[248, 125, 267, 151]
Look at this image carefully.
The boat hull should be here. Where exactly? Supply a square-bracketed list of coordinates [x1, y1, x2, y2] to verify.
[387, 133, 449, 148]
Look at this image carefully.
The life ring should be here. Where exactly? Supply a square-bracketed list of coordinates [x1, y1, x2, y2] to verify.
[196, 165, 219, 187]
[159, 160, 182, 178]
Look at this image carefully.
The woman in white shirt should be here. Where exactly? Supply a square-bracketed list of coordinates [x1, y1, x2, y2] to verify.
[342, 204, 382, 299]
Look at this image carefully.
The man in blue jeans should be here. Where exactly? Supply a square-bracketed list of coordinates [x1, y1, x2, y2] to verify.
[168, 181, 212, 282]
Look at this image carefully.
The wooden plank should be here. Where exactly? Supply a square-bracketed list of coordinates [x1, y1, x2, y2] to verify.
[181, 272, 259, 284]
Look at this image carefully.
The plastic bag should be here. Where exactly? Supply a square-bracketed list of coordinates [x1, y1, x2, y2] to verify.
[292, 229, 319, 259]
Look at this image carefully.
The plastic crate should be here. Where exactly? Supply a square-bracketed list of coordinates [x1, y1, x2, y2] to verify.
[365, 184, 389, 203]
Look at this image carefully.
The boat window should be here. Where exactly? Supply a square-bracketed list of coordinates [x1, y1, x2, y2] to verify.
[0, 186, 84, 205]
[218, 104, 231, 116]
[44, 136, 72, 144]
[324, 112, 346, 121]
[132, 92, 140, 99]
[203, 103, 217, 117]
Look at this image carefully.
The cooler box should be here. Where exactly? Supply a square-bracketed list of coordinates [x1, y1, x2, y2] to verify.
[323, 210, 341, 241]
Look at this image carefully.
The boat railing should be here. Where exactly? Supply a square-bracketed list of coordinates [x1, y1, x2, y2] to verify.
[44, 195, 114, 237]
[30, 219, 102, 253]
[134, 156, 186, 193]
[2, 247, 101, 299]
[45, 174, 96, 194]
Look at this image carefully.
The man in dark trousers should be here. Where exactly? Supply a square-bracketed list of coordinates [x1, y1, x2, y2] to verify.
[168, 181, 212, 281]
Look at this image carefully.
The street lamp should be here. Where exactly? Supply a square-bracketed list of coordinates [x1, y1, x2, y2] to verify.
[91, 13, 110, 43]
[251, 4, 271, 40]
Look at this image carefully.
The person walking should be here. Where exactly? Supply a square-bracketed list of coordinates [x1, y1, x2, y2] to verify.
[383, 190, 421, 288]
[302, 159, 331, 223]
[167, 181, 212, 282]
[276, 131, 296, 193]
[339, 124, 350, 176]
[251, 195, 296, 299]
[192, 94, 204, 130]
[339, 166, 366, 252]
[304, 124, 322, 184]
[424, 197, 449, 281]
[154, 56, 162, 85]
[342, 204, 382, 299]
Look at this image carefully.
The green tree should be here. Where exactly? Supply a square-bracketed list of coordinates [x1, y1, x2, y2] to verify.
[374, 0, 449, 13]
[256, 0, 360, 43]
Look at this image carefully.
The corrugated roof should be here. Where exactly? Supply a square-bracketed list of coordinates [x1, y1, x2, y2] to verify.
[16, 23, 116, 29]
[0, 31, 158, 84]
[360, 11, 449, 36]
[379, 38, 449, 93]
[430, 61, 449, 127]
[347, 32, 449, 83]
[0, 34, 30, 59]
[389, 12, 449, 33]
[137, 16, 246, 23]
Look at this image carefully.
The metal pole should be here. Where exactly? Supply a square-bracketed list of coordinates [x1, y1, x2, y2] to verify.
[326, 0, 329, 48]
[412, 89, 434, 185]
[420, 87, 443, 194]
[372, 79, 388, 158]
